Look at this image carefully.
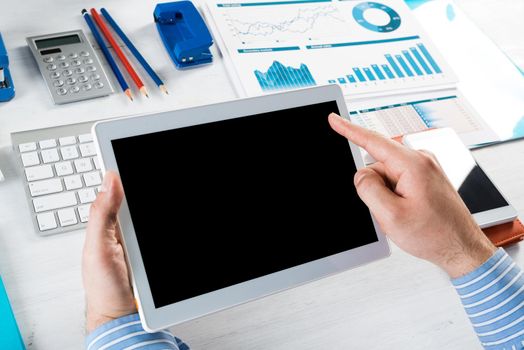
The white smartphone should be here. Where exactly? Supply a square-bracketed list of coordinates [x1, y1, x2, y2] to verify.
[403, 128, 517, 229]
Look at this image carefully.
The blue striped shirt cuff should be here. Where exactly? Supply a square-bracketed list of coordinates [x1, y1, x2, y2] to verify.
[453, 248, 524, 350]
[85, 313, 189, 350]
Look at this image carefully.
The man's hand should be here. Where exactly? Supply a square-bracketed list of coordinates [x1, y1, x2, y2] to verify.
[328, 113, 496, 278]
[82, 171, 136, 332]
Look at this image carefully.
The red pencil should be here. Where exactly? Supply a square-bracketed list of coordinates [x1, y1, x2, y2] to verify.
[90, 8, 149, 97]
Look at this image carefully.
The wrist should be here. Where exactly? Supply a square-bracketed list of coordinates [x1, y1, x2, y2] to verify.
[86, 305, 137, 333]
[441, 233, 497, 279]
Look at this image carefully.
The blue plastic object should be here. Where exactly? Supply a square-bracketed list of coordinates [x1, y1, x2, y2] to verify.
[0, 277, 25, 350]
[154, 1, 213, 69]
[0, 33, 15, 102]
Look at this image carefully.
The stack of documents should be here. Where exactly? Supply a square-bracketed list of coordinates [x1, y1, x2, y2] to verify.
[205, 0, 499, 146]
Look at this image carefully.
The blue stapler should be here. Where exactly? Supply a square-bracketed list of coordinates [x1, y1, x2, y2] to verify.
[154, 1, 213, 69]
[0, 33, 15, 102]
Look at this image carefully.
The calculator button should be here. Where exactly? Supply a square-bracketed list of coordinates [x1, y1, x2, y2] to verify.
[74, 67, 85, 74]
[46, 64, 57, 71]
[91, 74, 101, 81]
[94, 82, 104, 89]
[43, 57, 54, 63]
[57, 88, 67, 95]
[60, 62, 70, 68]
[82, 84, 92, 91]
[72, 60, 82, 66]
[63, 70, 73, 77]
[57, 54, 66, 60]
[78, 75, 88, 83]
[69, 53, 78, 59]
[80, 51, 90, 57]
[70, 86, 80, 93]
[66, 77, 76, 85]
[50, 72, 60, 79]
[53, 80, 64, 87]
[86, 66, 96, 72]
[84, 58, 94, 64]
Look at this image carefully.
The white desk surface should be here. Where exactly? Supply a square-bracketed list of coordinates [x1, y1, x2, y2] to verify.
[0, 0, 523, 349]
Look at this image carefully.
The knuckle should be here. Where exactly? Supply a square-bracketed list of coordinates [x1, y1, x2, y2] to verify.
[417, 151, 440, 171]
[354, 169, 374, 189]
[88, 201, 98, 218]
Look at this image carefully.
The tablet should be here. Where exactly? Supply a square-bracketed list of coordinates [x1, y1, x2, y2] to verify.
[93, 85, 390, 331]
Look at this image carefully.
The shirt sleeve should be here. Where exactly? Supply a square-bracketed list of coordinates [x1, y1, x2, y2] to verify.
[452, 248, 524, 350]
[85, 313, 190, 350]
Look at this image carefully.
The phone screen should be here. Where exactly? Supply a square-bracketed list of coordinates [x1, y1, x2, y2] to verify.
[405, 129, 508, 214]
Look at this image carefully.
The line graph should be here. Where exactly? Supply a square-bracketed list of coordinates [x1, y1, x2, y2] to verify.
[254, 60, 316, 91]
[224, 4, 347, 43]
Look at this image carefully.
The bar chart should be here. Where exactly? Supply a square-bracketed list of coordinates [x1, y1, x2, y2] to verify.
[255, 61, 317, 91]
[327, 42, 441, 85]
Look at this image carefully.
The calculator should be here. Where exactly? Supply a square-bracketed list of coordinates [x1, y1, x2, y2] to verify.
[26, 30, 113, 104]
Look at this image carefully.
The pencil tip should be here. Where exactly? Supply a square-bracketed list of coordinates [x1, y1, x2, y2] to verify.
[125, 89, 133, 101]
[160, 85, 169, 95]
[81, 9, 87, 15]
[140, 87, 149, 98]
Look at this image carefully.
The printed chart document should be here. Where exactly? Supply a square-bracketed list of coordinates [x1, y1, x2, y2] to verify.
[345, 90, 498, 147]
[205, 0, 498, 146]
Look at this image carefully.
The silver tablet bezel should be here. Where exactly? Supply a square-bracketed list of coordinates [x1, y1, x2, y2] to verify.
[93, 85, 390, 331]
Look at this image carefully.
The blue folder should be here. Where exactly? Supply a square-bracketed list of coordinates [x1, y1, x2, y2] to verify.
[0, 276, 25, 350]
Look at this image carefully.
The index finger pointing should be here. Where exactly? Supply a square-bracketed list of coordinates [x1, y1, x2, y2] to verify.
[328, 113, 412, 173]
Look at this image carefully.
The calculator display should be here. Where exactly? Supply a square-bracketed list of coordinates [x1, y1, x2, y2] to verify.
[35, 35, 81, 49]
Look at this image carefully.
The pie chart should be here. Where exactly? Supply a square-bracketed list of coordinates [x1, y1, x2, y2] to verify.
[352, 2, 401, 33]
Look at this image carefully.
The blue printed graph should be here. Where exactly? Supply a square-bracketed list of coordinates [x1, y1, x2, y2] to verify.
[328, 42, 442, 85]
[222, 2, 348, 44]
[352, 2, 401, 33]
[255, 61, 316, 91]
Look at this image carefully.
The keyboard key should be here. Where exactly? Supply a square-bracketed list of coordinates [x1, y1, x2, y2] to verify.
[55, 161, 73, 176]
[19, 142, 37, 153]
[83, 171, 101, 187]
[59, 136, 76, 146]
[33, 191, 77, 213]
[78, 188, 96, 204]
[79, 142, 96, 157]
[57, 208, 78, 227]
[74, 158, 93, 173]
[64, 174, 82, 190]
[60, 145, 79, 160]
[39, 139, 57, 149]
[92, 156, 101, 170]
[78, 133, 93, 143]
[29, 178, 63, 197]
[21, 151, 40, 167]
[41, 148, 60, 163]
[77, 204, 91, 223]
[37, 212, 57, 231]
[25, 164, 53, 182]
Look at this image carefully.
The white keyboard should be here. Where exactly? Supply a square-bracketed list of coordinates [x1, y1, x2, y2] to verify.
[12, 121, 101, 235]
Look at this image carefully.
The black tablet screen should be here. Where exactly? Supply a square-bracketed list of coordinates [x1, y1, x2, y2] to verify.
[112, 101, 378, 308]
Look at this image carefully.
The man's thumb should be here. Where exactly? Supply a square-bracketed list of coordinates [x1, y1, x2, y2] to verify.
[86, 171, 124, 241]
[354, 168, 398, 216]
